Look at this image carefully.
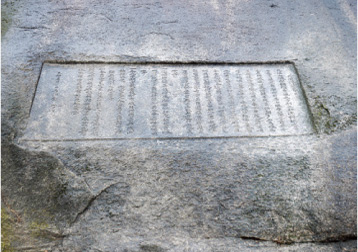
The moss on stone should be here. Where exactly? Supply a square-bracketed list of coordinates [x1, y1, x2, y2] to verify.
[1, 207, 15, 252]
[29, 221, 49, 239]
[1, 1, 17, 39]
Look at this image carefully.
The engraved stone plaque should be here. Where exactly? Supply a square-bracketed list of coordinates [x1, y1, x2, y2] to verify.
[22, 63, 314, 141]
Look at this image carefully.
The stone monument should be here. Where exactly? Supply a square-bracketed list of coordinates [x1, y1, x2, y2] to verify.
[2, 0, 356, 251]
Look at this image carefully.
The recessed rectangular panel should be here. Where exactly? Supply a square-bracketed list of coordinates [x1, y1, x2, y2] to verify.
[22, 63, 314, 141]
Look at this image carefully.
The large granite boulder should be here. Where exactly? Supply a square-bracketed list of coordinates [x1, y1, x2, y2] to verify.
[2, 0, 356, 251]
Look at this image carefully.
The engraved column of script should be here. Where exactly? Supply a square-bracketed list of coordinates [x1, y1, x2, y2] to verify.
[214, 70, 227, 133]
[93, 68, 105, 135]
[246, 70, 264, 132]
[51, 71, 62, 113]
[192, 69, 203, 133]
[73, 68, 84, 115]
[277, 69, 298, 131]
[256, 70, 276, 132]
[107, 70, 115, 101]
[286, 73, 311, 132]
[202, 70, 216, 132]
[223, 70, 239, 132]
[150, 70, 158, 135]
[127, 69, 136, 134]
[236, 70, 251, 133]
[266, 70, 285, 131]
[161, 69, 170, 134]
[286, 74, 309, 126]
[182, 69, 193, 134]
[116, 69, 126, 134]
[286, 74, 300, 99]
[80, 67, 94, 136]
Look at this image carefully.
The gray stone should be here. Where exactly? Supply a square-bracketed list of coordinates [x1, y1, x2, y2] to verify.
[1, 142, 92, 249]
[23, 63, 313, 141]
[1, 0, 356, 251]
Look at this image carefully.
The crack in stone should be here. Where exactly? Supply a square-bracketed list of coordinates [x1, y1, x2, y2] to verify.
[16, 26, 49, 30]
[241, 235, 357, 245]
[70, 182, 121, 225]
[144, 32, 175, 40]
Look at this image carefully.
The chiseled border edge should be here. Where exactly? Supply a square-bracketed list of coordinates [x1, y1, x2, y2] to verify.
[25, 60, 317, 142]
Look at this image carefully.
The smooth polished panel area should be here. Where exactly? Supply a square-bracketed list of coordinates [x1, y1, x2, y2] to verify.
[23, 63, 314, 141]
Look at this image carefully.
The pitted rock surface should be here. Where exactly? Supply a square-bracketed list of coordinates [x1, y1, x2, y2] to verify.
[2, 0, 356, 251]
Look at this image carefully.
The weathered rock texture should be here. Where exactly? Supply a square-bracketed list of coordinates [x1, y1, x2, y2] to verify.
[1, 0, 357, 251]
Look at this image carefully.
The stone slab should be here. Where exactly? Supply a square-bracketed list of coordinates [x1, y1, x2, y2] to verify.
[2, 0, 357, 250]
[23, 63, 314, 141]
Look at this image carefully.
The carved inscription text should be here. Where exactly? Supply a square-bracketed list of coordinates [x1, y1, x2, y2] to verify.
[23, 63, 314, 140]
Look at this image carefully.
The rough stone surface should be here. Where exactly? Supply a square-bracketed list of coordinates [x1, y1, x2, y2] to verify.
[1, 0, 357, 251]
[1, 142, 93, 250]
